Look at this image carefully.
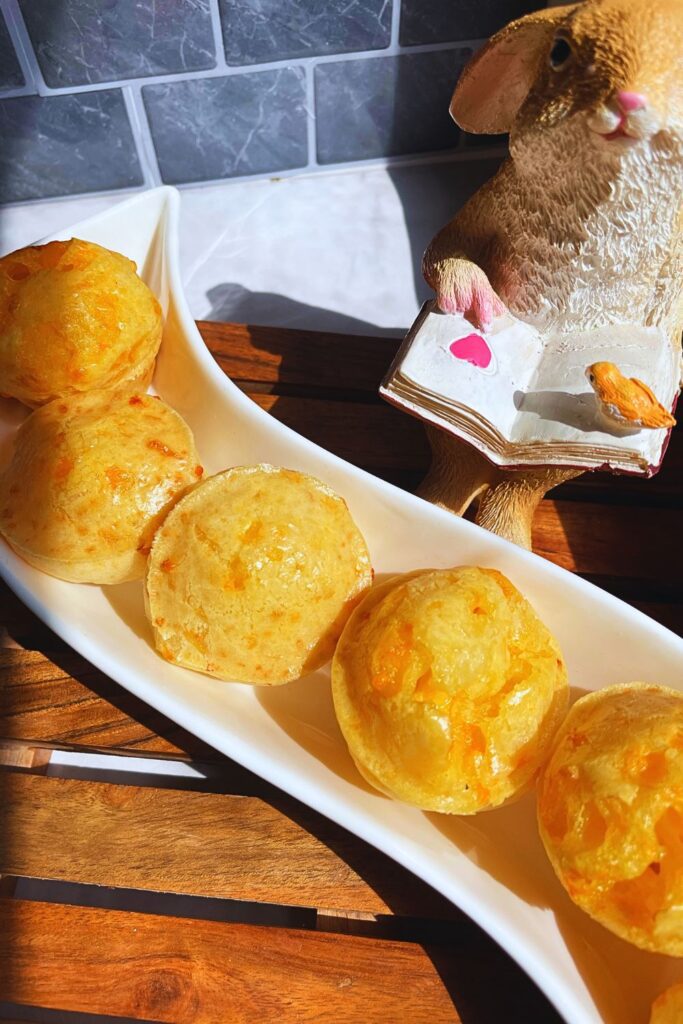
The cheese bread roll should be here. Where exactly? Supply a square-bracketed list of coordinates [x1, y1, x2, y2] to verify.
[538, 683, 683, 955]
[0, 389, 201, 583]
[0, 238, 162, 406]
[332, 566, 568, 813]
[650, 984, 683, 1024]
[145, 466, 373, 685]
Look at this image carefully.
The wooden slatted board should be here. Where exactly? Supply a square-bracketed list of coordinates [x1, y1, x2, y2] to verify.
[0, 320, 680, 1024]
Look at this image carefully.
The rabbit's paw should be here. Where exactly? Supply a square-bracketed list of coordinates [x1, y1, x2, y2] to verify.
[433, 260, 506, 331]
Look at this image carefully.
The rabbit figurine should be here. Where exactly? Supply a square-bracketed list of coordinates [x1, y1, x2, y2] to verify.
[419, 0, 682, 548]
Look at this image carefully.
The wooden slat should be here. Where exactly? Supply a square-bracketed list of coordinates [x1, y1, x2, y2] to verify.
[533, 500, 683, 580]
[0, 899, 461, 1023]
[631, 602, 683, 635]
[0, 584, 210, 757]
[565, 431, 683, 505]
[0, 755, 456, 920]
[0, 771, 442, 916]
[0, 745, 49, 770]
[0, 648, 204, 756]
[199, 320, 397, 394]
[250, 392, 430, 470]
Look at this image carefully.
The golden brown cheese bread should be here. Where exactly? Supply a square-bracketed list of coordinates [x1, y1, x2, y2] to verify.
[538, 682, 683, 956]
[332, 566, 568, 814]
[0, 388, 202, 583]
[650, 984, 683, 1024]
[145, 465, 373, 685]
[0, 238, 162, 406]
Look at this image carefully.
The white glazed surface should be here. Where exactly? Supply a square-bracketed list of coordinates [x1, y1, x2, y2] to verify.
[1, 187, 681, 1024]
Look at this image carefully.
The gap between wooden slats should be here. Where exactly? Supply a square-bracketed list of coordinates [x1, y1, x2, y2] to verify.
[0, 1009, 150, 1024]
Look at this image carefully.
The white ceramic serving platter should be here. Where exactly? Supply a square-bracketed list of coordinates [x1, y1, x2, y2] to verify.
[1, 187, 681, 1024]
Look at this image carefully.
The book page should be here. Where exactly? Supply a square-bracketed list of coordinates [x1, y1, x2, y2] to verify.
[510, 325, 677, 465]
[399, 305, 543, 438]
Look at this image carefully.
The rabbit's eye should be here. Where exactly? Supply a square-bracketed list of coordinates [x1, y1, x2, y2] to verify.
[549, 36, 573, 70]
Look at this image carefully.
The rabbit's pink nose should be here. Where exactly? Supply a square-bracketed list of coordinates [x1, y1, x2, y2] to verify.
[616, 91, 647, 113]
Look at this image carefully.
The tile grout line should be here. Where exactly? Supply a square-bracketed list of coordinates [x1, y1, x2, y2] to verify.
[122, 84, 162, 188]
[207, 0, 228, 71]
[389, 0, 401, 48]
[304, 63, 318, 170]
[0, 38, 481, 99]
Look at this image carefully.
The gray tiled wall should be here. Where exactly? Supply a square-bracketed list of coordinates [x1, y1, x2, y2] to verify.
[315, 49, 470, 164]
[399, 0, 540, 45]
[0, 91, 143, 203]
[143, 69, 309, 183]
[219, 0, 392, 65]
[0, 0, 533, 205]
[17, 0, 217, 86]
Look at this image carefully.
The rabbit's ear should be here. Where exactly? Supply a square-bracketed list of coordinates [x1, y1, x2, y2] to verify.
[450, 4, 577, 133]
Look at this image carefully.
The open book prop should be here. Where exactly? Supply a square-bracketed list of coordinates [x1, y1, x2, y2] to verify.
[381, 302, 678, 476]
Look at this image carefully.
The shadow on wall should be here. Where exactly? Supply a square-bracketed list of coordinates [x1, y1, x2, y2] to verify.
[386, 44, 506, 312]
[389, 156, 502, 309]
[202, 149, 501, 339]
[204, 283, 405, 338]
[202, 157, 503, 339]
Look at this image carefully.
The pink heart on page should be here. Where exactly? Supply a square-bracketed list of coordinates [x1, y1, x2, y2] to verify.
[449, 333, 492, 369]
